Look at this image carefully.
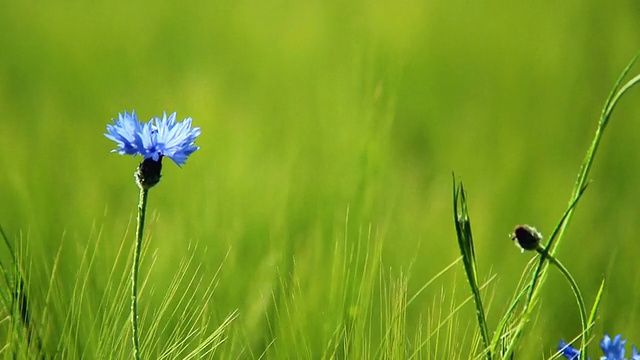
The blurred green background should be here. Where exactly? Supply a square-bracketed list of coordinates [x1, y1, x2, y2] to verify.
[1, 0, 640, 357]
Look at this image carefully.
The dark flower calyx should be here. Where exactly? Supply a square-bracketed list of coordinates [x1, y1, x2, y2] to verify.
[135, 157, 162, 190]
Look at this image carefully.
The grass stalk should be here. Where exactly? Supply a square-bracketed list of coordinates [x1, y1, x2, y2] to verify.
[452, 176, 491, 360]
[0, 225, 44, 357]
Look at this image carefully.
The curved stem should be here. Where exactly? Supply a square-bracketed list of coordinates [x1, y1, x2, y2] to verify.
[132, 187, 148, 360]
[536, 246, 588, 359]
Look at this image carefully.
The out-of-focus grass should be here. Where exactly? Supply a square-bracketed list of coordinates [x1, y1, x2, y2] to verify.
[1, 0, 639, 357]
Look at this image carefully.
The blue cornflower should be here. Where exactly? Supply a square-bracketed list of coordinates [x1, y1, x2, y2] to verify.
[105, 110, 201, 166]
[558, 340, 581, 360]
[558, 334, 640, 360]
[602, 334, 627, 360]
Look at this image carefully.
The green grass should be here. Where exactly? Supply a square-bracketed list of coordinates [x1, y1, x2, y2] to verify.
[1, 0, 640, 358]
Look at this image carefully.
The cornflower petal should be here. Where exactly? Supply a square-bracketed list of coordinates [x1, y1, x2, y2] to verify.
[601, 334, 626, 360]
[558, 340, 581, 360]
[104, 111, 144, 155]
[151, 113, 201, 166]
[138, 120, 158, 161]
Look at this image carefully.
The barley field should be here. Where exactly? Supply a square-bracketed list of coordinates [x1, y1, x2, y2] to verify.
[1, 0, 639, 358]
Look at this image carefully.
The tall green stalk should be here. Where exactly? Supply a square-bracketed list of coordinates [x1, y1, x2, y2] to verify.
[131, 187, 149, 360]
[130, 158, 161, 360]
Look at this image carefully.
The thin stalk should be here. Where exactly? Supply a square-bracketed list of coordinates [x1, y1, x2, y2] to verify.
[551, 54, 640, 256]
[0, 226, 44, 356]
[536, 246, 587, 347]
[132, 187, 149, 360]
[587, 279, 605, 332]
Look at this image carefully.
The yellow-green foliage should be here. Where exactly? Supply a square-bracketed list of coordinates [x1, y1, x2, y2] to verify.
[0, 0, 639, 358]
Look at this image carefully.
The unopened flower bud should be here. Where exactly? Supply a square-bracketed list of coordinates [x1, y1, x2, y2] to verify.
[510, 224, 542, 252]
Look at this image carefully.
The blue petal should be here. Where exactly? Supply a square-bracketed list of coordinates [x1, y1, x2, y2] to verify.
[152, 112, 201, 166]
[601, 334, 626, 360]
[104, 111, 144, 155]
[558, 340, 581, 360]
[106, 110, 200, 166]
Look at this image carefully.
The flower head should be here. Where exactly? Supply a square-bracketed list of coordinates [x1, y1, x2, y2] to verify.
[601, 334, 627, 360]
[558, 340, 581, 360]
[105, 110, 200, 166]
[558, 334, 640, 360]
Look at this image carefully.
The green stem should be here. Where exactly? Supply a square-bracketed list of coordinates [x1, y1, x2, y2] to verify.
[536, 246, 588, 358]
[132, 187, 148, 360]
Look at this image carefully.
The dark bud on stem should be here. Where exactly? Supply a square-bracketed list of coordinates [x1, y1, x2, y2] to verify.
[135, 157, 162, 190]
[510, 224, 542, 252]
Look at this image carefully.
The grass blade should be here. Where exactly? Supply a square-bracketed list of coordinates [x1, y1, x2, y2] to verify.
[452, 175, 491, 360]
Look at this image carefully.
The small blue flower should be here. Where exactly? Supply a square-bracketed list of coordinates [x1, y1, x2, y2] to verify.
[558, 334, 640, 360]
[601, 334, 626, 360]
[558, 340, 581, 360]
[105, 110, 201, 166]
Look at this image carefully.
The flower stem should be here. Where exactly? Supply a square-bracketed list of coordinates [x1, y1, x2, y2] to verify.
[132, 187, 148, 360]
[536, 246, 588, 357]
